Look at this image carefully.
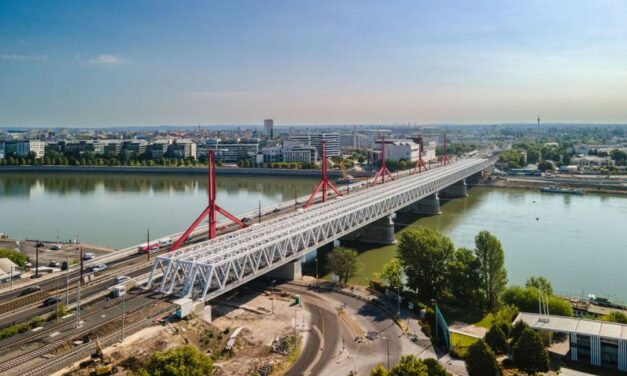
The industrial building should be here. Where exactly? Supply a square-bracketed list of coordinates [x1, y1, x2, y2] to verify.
[515, 312, 627, 373]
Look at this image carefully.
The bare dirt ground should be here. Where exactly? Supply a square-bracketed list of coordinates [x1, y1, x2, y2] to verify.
[54, 288, 307, 376]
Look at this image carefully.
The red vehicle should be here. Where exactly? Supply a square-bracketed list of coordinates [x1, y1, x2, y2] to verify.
[138, 243, 160, 254]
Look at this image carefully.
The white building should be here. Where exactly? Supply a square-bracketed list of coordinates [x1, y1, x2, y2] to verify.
[283, 145, 317, 163]
[0, 140, 46, 159]
[289, 132, 340, 159]
[373, 139, 437, 163]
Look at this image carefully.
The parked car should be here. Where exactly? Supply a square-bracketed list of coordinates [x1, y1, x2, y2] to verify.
[50, 244, 62, 250]
[115, 276, 131, 284]
[272, 208, 281, 213]
[48, 261, 61, 268]
[20, 285, 41, 296]
[82, 252, 95, 260]
[92, 263, 107, 273]
[43, 296, 60, 306]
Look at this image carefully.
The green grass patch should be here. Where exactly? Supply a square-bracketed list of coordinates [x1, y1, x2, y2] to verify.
[450, 331, 480, 358]
[474, 313, 495, 329]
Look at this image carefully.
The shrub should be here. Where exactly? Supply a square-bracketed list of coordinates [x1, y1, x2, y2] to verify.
[465, 340, 501, 376]
[501, 286, 573, 316]
[513, 328, 549, 375]
[510, 320, 529, 344]
[139, 345, 213, 376]
[485, 325, 509, 355]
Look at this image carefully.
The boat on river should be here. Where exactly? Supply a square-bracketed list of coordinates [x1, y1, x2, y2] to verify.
[540, 185, 583, 195]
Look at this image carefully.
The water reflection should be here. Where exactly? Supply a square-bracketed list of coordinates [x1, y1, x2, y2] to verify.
[0, 173, 316, 200]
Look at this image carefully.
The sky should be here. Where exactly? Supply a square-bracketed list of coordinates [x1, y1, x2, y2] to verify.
[1, 0, 627, 127]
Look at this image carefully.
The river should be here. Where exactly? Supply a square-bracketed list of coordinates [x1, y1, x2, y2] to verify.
[1, 173, 625, 302]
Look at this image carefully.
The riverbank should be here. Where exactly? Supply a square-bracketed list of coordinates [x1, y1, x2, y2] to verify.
[479, 175, 627, 195]
[0, 165, 372, 178]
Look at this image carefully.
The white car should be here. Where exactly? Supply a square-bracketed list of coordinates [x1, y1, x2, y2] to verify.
[82, 252, 95, 260]
[91, 263, 107, 273]
[115, 276, 131, 284]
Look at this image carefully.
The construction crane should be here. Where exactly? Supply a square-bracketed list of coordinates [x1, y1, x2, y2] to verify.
[89, 337, 117, 375]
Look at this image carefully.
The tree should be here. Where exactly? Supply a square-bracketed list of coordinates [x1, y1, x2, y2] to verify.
[139, 345, 213, 376]
[422, 358, 451, 376]
[601, 311, 627, 324]
[525, 276, 553, 295]
[485, 324, 509, 355]
[370, 363, 388, 376]
[465, 339, 501, 376]
[501, 286, 573, 317]
[381, 257, 403, 289]
[389, 354, 428, 376]
[474, 231, 507, 311]
[327, 247, 359, 284]
[510, 320, 529, 345]
[397, 227, 454, 301]
[446, 247, 481, 306]
[610, 149, 627, 165]
[513, 328, 549, 375]
[0, 248, 29, 268]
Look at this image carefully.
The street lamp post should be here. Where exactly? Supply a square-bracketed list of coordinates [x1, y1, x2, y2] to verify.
[315, 258, 319, 288]
[270, 279, 276, 314]
[121, 292, 126, 341]
[396, 285, 401, 319]
[34, 241, 40, 278]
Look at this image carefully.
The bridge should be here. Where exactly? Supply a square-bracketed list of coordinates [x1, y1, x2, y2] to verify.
[146, 157, 494, 303]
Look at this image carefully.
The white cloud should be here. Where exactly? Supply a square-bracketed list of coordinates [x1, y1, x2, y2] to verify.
[89, 54, 126, 64]
[0, 53, 48, 61]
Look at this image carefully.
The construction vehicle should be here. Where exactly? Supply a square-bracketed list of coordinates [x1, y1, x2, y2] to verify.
[90, 337, 117, 375]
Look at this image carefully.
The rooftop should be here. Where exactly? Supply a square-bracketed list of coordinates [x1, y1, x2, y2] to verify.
[515, 312, 627, 340]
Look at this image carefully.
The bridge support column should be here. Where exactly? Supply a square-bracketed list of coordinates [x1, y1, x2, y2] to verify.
[341, 214, 396, 245]
[408, 193, 442, 215]
[440, 179, 468, 198]
[267, 260, 302, 281]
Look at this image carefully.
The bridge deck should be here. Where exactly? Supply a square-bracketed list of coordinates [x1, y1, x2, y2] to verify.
[147, 157, 493, 302]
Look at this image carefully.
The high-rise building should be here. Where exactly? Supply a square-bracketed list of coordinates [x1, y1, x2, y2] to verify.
[264, 119, 274, 139]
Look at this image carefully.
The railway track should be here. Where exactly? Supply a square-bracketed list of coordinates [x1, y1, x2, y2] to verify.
[0, 291, 51, 316]
[0, 297, 169, 374]
[21, 304, 176, 376]
[0, 291, 147, 354]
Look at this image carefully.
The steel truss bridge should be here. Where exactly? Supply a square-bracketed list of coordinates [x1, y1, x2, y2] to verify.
[147, 157, 494, 302]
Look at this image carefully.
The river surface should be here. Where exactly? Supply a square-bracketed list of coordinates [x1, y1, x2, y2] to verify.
[1, 173, 625, 301]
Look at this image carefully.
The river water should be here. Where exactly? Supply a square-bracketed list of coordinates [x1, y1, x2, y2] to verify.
[1, 173, 625, 301]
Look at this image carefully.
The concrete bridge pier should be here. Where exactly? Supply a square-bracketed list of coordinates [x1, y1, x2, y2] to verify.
[408, 193, 442, 215]
[341, 214, 396, 244]
[440, 179, 468, 198]
[267, 260, 302, 281]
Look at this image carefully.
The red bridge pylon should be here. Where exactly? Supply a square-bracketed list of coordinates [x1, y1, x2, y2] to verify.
[304, 141, 342, 208]
[441, 133, 449, 166]
[371, 136, 394, 187]
[170, 151, 247, 252]
[412, 134, 428, 174]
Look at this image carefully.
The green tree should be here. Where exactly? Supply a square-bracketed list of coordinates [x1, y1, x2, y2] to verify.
[422, 358, 451, 376]
[513, 328, 550, 375]
[501, 286, 573, 317]
[465, 339, 501, 376]
[0, 248, 29, 268]
[370, 363, 388, 376]
[389, 354, 428, 376]
[510, 320, 529, 344]
[610, 149, 627, 165]
[485, 324, 509, 355]
[397, 227, 454, 301]
[474, 231, 507, 311]
[601, 311, 627, 324]
[139, 345, 213, 376]
[525, 276, 553, 295]
[327, 247, 359, 284]
[381, 257, 403, 289]
[446, 247, 481, 306]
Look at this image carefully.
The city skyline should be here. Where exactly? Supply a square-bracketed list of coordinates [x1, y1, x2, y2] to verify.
[2, 1, 627, 127]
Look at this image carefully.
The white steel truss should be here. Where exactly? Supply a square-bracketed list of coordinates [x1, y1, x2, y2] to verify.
[147, 157, 494, 302]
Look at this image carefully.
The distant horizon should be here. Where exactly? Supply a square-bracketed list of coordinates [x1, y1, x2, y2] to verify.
[3, 2, 627, 126]
[2, 122, 627, 131]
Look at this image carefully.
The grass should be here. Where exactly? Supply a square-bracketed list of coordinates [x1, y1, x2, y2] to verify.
[270, 334, 302, 376]
[450, 331, 480, 358]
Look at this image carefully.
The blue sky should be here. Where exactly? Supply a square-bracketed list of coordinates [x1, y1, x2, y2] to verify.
[1, 0, 627, 127]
